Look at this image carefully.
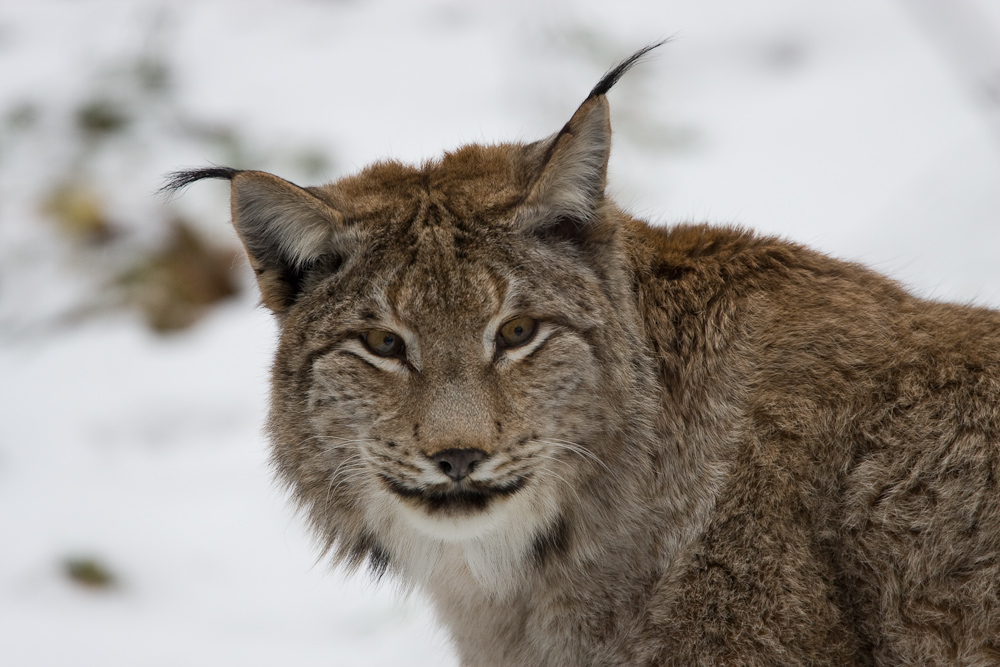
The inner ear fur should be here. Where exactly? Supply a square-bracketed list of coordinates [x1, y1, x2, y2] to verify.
[517, 95, 612, 248]
[229, 171, 346, 313]
[515, 43, 665, 248]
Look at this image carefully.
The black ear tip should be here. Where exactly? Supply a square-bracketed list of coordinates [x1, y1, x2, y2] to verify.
[588, 39, 671, 99]
[159, 166, 242, 199]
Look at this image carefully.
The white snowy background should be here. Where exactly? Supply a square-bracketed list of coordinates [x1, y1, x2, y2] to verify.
[1, 1, 999, 665]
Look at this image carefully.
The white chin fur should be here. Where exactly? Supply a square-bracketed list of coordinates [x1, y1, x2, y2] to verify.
[372, 482, 558, 596]
[397, 495, 517, 541]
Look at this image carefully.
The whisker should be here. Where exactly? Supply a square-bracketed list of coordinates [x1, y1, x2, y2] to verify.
[324, 454, 363, 508]
[524, 453, 584, 502]
[328, 466, 370, 500]
[537, 438, 613, 474]
[536, 465, 579, 502]
[294, 434, 378, 451]
[541, 437, 602, 460]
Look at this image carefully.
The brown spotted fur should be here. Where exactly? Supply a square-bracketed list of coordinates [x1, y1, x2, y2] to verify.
[169, 49, 1000, 666]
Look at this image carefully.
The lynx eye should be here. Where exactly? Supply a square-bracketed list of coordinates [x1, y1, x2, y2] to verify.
[363, 330, 405, 358]
[497, 317, 538, 349]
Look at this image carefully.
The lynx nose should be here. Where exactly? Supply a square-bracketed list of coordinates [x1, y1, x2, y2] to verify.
[432, 448, 487, 483]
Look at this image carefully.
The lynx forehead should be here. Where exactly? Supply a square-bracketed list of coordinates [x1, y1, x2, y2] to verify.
[167, 44, 1000, 666]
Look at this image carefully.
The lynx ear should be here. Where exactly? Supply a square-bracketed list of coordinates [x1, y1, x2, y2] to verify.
[520, 94, 612, 241]
[162, 167, 347, 313]
[518, 42, 665, 246]
[229, 171, 347, 312]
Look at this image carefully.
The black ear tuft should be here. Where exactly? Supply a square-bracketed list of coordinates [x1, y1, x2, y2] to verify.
[588, 40, 670, 99]
[161, 167, 348, 313]
[159, 167, 243, 198]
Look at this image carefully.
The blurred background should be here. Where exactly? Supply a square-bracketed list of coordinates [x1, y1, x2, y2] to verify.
[1, 1, 998, 665]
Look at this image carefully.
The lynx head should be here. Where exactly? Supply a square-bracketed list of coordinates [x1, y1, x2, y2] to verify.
[164, 45, 664, 591]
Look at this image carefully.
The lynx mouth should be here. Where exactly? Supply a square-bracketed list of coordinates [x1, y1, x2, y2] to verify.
[379, 474, 529, 514]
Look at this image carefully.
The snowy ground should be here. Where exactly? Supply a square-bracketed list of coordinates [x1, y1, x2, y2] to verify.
[1, 1, 999, 666]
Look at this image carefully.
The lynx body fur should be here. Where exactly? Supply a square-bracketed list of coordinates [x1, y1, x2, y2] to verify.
[169, 47, 1000, 665]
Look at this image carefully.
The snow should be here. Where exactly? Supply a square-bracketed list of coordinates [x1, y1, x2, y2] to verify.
[1, 1, 998, 665]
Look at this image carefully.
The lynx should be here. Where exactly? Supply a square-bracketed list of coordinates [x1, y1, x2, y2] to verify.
[167, 45, 1000, 665]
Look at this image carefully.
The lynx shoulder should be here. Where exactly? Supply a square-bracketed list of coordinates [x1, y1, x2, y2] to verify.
[166, 45, 1000, 665]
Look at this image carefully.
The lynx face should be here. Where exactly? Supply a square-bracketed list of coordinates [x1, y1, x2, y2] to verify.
[161, 51, 661, 588]
[297, 184, 614, 547]
[243, 131, 656, 591]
